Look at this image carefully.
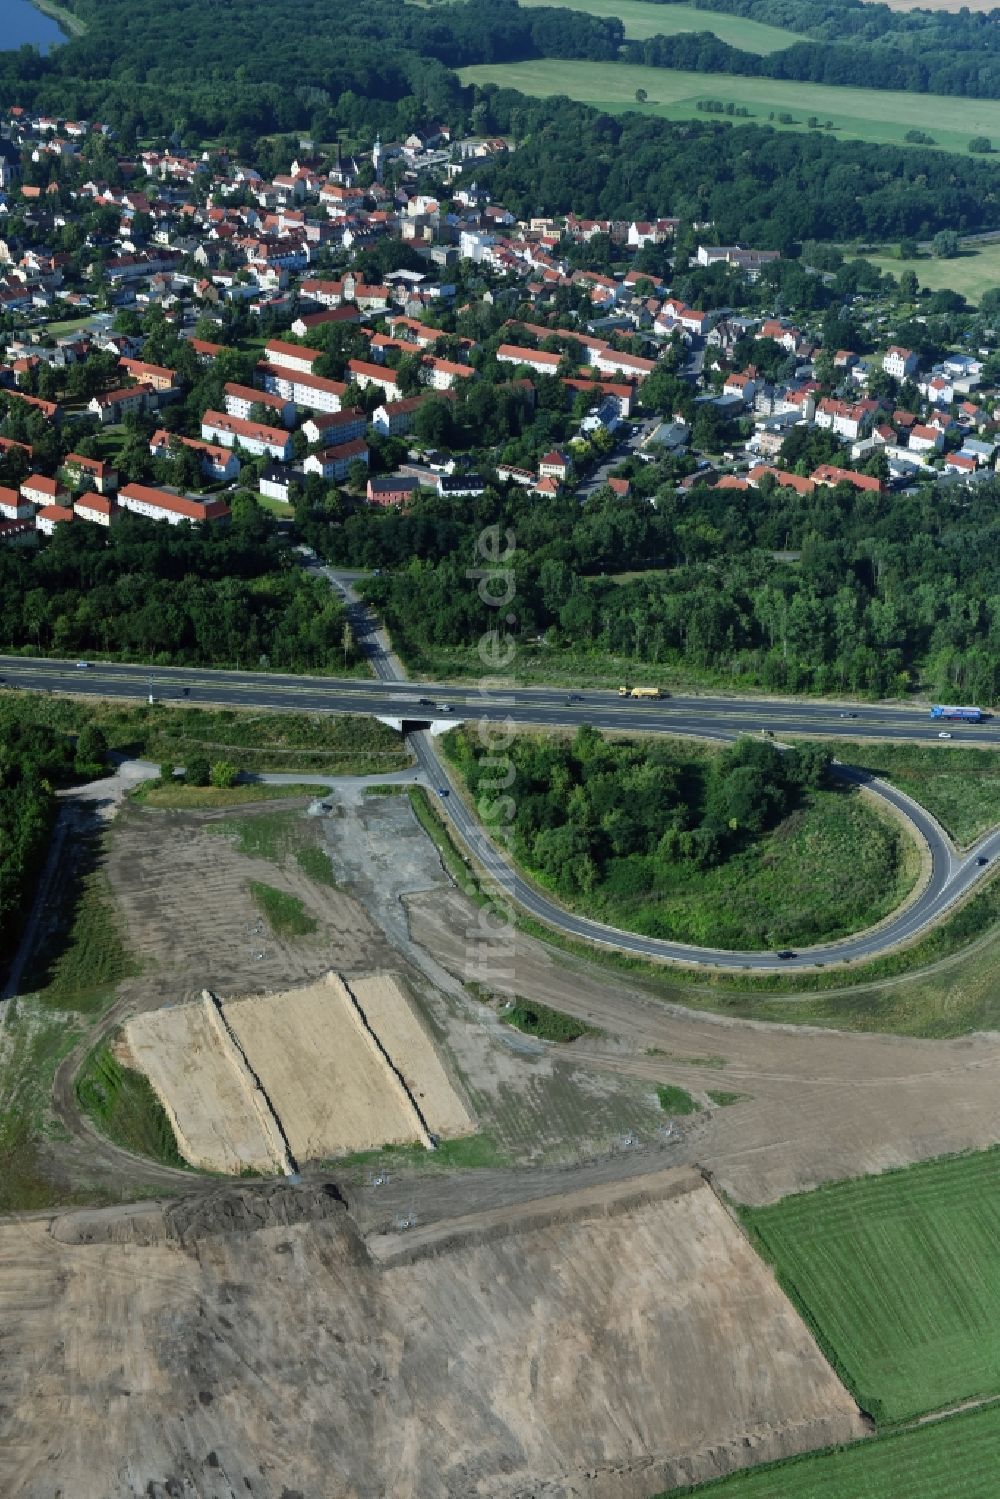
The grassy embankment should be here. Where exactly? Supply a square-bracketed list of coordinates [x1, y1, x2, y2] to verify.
[823, 740, 1000, 846]
[75, 1044, 185, 1168]
[459, 58, 1000, 154]
[0, 846, 140, 1211]
[32, 0, 88, 37]
[131, 781, 324, 809]
[0, 692, 411, 775]
[247, 881, 318, 936]
[656, 1083, 698, 1115]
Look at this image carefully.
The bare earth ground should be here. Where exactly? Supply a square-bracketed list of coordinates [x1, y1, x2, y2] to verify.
[408, 883, 1000, 1205]
[0, 1169, 867, 1499]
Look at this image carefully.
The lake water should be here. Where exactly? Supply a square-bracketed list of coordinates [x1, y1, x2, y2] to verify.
[0, 0, 66, 52]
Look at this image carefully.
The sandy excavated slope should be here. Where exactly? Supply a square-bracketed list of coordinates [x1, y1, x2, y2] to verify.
[349, 971, 475, 1138]
[126, 972, 475, 1172]
[0, 1170, 866, 1499]
[124, 1002, 280, 1173]
[225, 973, 422, 1161]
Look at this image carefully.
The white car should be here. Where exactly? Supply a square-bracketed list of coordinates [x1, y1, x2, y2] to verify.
[937, 731, 953, 739]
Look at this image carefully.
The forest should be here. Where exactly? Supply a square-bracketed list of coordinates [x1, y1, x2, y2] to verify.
[449, 725, 831, 890]
[320, 460, 1000, 703]
[0, 718, 102, 973]
[0, 519, 352, 671]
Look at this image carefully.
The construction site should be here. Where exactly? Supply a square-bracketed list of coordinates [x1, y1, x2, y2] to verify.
[4, 769, 1000, 1497]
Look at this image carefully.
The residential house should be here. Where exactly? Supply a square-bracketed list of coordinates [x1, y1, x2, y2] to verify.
[150, 429, 241, 480]
[421, 356, 474, 391]
[62, 452, 117, 493]
[0, 518, 37, 548]
[73, 493, 118, 525]
[748, 465, 816, 497]
[496, 343, 561, 376]
[495, 463, 535, 487]
[21, 473, 67, 508]
[259, 463, 301, 504]
[594, 348, 655, 382]
[815, 398, 878, 442]
[290, 306, 360, 336]
[88, 383, 154, 423]
[188, 336, 225, 361]
[437, 473, 485, 498]
[347, 359, 400, 398]
[370, 393, 448, 437]
[908, 423, 944, 454]
[200, 410, 292, 461]
[367, 475, 420, 507]
[224, 381, 294, 426]
[35, 503, 74, 535]
[302, 409, 367, 446]
[302, 437, 369, 481]
[883, 346, 919, 381]
[538, 450, 571, 482]
[722, 371, 757, 404]
[263, 337, 323, 375]
[256, 362, 346, 414]
[811, 463, 883, 494]
[118, 356, 178, 392]
[0, 485, 34, 520]
[118, 481, 231, 525]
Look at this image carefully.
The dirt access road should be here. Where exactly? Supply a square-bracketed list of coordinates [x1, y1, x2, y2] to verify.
[406, 881, 1000, 1206]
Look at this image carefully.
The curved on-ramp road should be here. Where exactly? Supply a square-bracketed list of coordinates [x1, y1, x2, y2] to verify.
[411, 731, 997, 974]
[3, 639, 999, 971]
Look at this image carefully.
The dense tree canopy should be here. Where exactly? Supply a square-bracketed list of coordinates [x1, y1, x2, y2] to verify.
[0, 518, 352, 671]
[308, 466, 1000, 705]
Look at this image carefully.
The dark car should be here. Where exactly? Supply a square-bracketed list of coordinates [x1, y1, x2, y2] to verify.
[977, 856, 990, 866]
[776, 949, 796, 960]
[418, 697, 434, 706]
[437, 787, 450, 798]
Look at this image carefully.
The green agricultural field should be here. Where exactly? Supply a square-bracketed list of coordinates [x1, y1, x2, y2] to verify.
[670, 1400, 1000, 1497]
[459, 58, 997, 153]
[853, 241, 1000, 304]
[743, 1149, 1000, 1423]
[516, 0, 802, 53]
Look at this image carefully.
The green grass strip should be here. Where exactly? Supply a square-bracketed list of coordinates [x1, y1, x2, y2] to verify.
[247, 881, 317, 936]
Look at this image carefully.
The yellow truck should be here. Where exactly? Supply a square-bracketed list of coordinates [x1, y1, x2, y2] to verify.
[618, 686, 662, 699]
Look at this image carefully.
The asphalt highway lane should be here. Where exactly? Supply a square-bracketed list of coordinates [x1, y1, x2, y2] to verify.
[4, 651, 996, 970]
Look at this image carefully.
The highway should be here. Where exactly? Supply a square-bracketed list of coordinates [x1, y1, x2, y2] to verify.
[3, 652, 1000, 746]
[3, 646, 998, 971]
